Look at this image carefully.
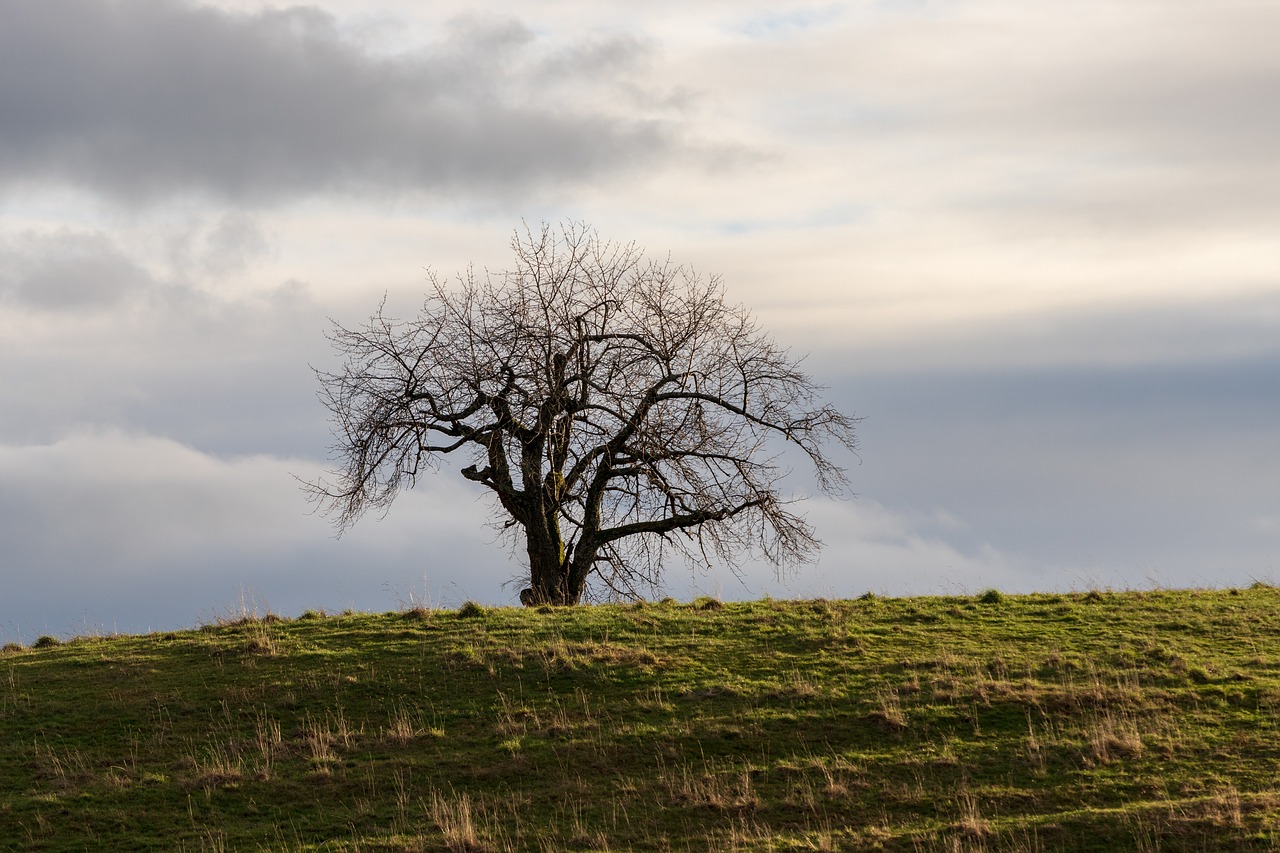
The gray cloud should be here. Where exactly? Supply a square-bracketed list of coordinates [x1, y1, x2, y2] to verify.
[819, 290, 1280, 374]
[0, 226, 325, 454]
[834, 353, 1280, 588]
[0, 230, 154, 311]
[0, 0, 678, 205]
[195, 213, 275, 277]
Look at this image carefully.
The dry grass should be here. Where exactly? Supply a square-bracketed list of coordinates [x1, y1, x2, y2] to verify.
[427, 787, 497, 853]
[7, 590, 1280, 850]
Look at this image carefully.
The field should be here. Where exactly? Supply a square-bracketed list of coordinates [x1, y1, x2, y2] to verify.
[4, 587, 1280, 851]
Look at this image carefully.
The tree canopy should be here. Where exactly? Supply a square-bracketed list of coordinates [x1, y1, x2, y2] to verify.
[311, 223, 858, 604]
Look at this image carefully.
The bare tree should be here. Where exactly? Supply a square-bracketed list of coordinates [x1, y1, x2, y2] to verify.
[310, 223, 859, 605]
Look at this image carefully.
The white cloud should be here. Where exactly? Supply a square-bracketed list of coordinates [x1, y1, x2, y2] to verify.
[0, 428, 512, 636]
[656, 497, 1053, 603]
[0, 430, 314, 567]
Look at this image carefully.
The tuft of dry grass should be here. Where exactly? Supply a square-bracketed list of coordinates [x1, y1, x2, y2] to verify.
[664, 759, 761, 813]
[869, 686, 909, 730]
[428, 787, 497, 853]
[1086, 709, 1144, 765]
[952, 790, 993, 840]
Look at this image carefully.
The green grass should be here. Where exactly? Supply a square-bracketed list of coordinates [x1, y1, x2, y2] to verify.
[5, 588, 1280, 850]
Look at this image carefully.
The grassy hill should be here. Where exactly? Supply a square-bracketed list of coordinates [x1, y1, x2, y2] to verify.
[4, 588, 1280, 851]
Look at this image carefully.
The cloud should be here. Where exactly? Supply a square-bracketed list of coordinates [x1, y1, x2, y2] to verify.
[682, 0, 1280, 247]
[655, 496, 1041, 602]
[923, 3, 1280, 240]
[0, 429, 510, 637]
[0, 0, 682, 205]
[828, 353, 1280, 590]
[3, 0, 1278, 636]
[0, 230, 154, 312]
[0, 225, 327, 455]
[817, 290, 1280, 373]
[192, 213, 275, 277]
[0, 431, 313, 566]
[734, 6, 848, 40]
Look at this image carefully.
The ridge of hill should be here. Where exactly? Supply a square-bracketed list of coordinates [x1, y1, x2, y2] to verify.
[4, 588, 1280, 850]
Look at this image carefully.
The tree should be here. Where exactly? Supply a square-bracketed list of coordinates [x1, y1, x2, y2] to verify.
[310, 223, 859, 605]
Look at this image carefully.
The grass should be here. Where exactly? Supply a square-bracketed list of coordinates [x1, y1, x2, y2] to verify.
[3, 587, 1280, 850]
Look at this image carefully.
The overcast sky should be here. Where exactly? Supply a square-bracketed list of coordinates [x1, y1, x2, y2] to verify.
[3, 0, 1278, 639]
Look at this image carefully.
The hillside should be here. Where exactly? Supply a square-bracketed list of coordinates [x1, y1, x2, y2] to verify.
[4, 588, 1280, 851]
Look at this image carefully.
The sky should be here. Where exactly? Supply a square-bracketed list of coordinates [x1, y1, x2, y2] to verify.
[3, 0, 1278, 639]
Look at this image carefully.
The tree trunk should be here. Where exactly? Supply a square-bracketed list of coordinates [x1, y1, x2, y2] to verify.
[523, 516, 586, 605]
[563, 540, 596, 605]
